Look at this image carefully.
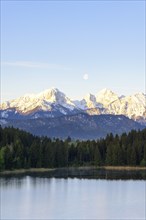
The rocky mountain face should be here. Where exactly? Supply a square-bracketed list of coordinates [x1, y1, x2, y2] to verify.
[1, 87, 146, 125]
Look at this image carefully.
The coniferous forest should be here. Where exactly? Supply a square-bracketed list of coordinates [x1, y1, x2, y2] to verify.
[0, 126, 146, 170]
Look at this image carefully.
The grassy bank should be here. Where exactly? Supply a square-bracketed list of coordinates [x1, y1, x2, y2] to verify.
[101, 166, 146, 170]
[0, 168, 55, 175]
[0, 166, 146, 175]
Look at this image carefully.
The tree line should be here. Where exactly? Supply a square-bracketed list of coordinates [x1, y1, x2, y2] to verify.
[0, 126, 146, 170]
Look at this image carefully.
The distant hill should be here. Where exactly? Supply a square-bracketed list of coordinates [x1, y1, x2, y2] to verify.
[0, 113, 144, 140]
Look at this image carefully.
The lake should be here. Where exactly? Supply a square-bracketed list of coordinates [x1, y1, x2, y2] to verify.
[0, 169, 146, 219]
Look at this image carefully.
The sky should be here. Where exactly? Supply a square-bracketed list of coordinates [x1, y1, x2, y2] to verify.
[1, 0, 145, 102]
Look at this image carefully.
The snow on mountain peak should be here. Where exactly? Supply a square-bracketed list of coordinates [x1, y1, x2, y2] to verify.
[84, 93, 96, 102]
[97, 88, 116, 95]
[96, 88, 119, 106]
[0, 88, 76, 113]
[76, 93, 103, 110]
[0, 88, 146, 123]
[38, 87, 65, 102]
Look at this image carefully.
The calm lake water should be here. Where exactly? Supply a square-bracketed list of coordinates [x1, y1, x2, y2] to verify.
[0, 169, 146, 219]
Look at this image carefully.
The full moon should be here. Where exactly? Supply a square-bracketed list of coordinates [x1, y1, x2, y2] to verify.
[83, 74, 88, 80]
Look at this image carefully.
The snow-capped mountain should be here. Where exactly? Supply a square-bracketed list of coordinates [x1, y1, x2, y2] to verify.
[102, 89, 146, 123]
[96, 88, 119, 106]
[0, 88, 80, 118]
[74, 93, 103, 110]
[1, 88, 76, 112]
[0, 87, 146, 125]
[75, 88, 146, 124]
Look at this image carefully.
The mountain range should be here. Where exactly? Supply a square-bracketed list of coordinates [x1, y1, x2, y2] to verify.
[1, 87, 146, 123]
[0, 88, 145, 139]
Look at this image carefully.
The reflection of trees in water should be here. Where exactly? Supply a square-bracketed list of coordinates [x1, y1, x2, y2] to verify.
[0, 175, 53, 187]
[0, 168, 146, 187]
[0, 176, 26, 188]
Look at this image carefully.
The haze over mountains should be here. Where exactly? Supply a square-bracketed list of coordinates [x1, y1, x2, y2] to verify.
[0, 88, 145, 139]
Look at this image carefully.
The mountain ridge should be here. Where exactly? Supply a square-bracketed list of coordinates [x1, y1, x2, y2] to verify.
[1, 87, 146, 125]
[0, 113, 144, 140]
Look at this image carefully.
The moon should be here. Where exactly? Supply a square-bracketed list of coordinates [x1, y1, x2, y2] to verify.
[83, 74, 88, 80]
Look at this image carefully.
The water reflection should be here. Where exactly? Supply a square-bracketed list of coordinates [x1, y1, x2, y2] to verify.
[0, 176, 145, 220]
[0, 168, 146, 184]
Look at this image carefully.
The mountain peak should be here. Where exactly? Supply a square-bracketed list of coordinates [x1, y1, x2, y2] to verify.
[39, 87, 60, 95]
[97, 88, 116, 95]
[96, 88, 119, 106]
[0, 88, 145, 125]
[84, 93, 96, 101]
[38, 87, 65, 102]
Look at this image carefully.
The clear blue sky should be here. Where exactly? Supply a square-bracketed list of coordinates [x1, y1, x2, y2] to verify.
[1, 0, 145, 101]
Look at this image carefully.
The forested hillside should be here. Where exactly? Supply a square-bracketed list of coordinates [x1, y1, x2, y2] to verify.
[0, 126, 146, 170]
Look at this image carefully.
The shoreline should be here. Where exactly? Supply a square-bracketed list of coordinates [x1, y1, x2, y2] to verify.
[0, 166, 146, 175]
